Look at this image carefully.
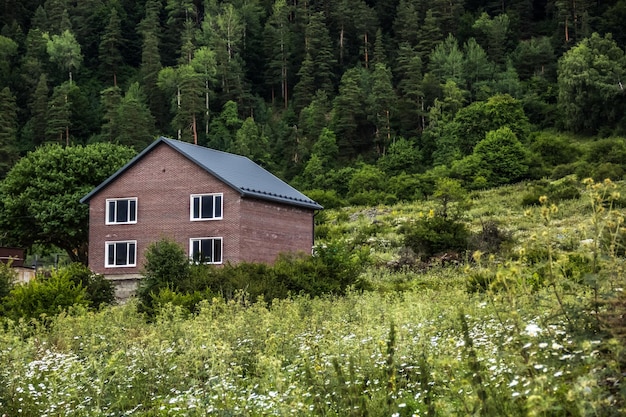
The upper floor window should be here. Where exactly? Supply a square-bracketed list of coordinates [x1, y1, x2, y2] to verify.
[106, 198, 137, 224]
[105, 240, 137, 268]
[190, 237, 223, 264]
[190, 193, 223, 221]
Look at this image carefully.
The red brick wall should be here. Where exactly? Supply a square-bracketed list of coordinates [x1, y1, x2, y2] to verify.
[87, 143, 314, 275]
[239, 198, 314, 263]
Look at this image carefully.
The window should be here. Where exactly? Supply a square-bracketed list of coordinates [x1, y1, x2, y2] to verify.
[190, 237, 223, 264]
[190, 194, 223, 220]
[106, 198, 137, 224]
[105, 241, 137, 267]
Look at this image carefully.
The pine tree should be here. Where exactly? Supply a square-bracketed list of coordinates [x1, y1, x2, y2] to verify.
[138, 0, 166, 130]
[100, 85, 122, 142]
[429, 34, 465, 85]
[0, 87, 18, 178]
[393, 0, 421, 47]
[395, 43, 425, 134]
[0, 36, 18, 88]
[417, 9, 443, 64]
[264, 0, 294, 108]
[99, 8, 123, 86]
[164, 0, 198, 65]
[46, 82, 72, 145]
[307, 11, 336, 86]
[368, 63, 397, 155]
[29, 74, 49, 147]
[116, 83, 156, 150]
[292, 51, 315, 113]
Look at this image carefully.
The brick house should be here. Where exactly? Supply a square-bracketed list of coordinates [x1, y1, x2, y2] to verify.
[80, 137, 322, 293]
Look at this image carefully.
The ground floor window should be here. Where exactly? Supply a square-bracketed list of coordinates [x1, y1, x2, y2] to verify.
[190, 237, 222, 264]
[105, 241, 137, 267]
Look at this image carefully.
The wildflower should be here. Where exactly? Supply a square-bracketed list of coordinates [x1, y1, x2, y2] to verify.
[524, 323, 542, 337]
[539, 195, 548, 205]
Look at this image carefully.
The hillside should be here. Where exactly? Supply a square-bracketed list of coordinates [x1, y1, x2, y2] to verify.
[1, 178, 625, 415]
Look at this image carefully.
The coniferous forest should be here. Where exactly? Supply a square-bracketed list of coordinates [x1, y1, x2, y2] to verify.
[1, 0, 626, 204]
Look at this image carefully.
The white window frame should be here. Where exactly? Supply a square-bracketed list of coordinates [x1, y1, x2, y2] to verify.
[190, 193, 223, 221]
[106, 198, 137, 225]
[189, 237, 223, 264]
[105, 240, 137, 268]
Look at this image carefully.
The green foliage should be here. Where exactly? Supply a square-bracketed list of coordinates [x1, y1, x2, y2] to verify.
[473, 126, 530, 186]
[304, 189, 344, 209]
[138, 238, 191, 308]
[0, 261, 16, 301]
[0, 143, 136, 264]
[2, 270, 88, 321]
[558, 33, 626, 134]
[530, 131, 582, 167]
[402, 216, 470, 260]
[60, 263, 115, 308]
[521, 178, 581, 207]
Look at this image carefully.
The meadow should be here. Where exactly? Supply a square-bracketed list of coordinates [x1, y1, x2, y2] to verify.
[1, 177, 625, 416]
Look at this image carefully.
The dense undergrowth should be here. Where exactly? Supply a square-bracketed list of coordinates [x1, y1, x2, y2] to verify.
[1, 178, 626, 416]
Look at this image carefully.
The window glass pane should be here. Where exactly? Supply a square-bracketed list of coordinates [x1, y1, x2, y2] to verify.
[107, 244, 115, 265]
[128, 243, 136, 265]
[192, 240, 200, 261]
[116, 243, 127, 265]
[213, 239, 222, 263]
[214, 195, 222, 218]
[201, 195, 214, 219]
[201, 239, 212, 262]
[118, 200, 128, 222]
[193, 196, 200, 219]
[108, 201, 116, 223]
[129, 200, 136, 222]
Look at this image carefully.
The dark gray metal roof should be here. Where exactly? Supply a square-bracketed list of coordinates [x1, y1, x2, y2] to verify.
[80, 137, 322, 210]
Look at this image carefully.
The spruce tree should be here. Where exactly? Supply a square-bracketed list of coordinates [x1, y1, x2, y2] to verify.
[0, 87, 18, 178]
[29, 74, 49, 147]
[99, 8, 123, 86]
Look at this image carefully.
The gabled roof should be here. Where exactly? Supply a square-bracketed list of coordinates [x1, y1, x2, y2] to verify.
[80, 137, 323, 210]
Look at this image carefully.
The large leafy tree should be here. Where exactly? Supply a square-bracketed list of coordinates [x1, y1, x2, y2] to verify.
[0, 143, 136, 264]
[557, 32, 626, 134]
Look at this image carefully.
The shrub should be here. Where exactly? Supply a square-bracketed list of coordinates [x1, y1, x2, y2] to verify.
[61, 263, 115, 308]
[530, 132, 581, 166]
[138, 239, 191, 308]
[304, 189, 344, 209]
[469, 220, 513, 254]
[473, 127, 530, 186]
[521, 178, 580, 207]
[592, 162, 624, 181]
[402, 216, 470, 261]
[0, 261, 16, 300]
[2, 271, 88, 321]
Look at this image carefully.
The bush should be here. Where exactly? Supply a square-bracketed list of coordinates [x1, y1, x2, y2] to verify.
[469, 220, 513, 254]
[592, 162, 624, 182]
[138, 239, 191, 309]
[0, 261, 16, 300]
[520, 178, 580, 207]
[530, 132, 581, 166]
[61, 263, 115, 308]
[402, 216, 470, 261]
[304, 189, 344, 209]
[2, 271, 88, 321]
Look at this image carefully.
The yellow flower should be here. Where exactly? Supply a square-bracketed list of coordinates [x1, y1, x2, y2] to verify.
[538, 195, 548, 205]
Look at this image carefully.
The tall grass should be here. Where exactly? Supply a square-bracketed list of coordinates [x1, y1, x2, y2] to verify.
[1, 179, 625, 416]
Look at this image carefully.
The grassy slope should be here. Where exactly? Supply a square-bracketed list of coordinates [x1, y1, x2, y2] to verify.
[1, 178, 625, 416]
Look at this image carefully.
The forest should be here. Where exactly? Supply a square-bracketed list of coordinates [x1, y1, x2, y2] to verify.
[0, 0, 626, 201]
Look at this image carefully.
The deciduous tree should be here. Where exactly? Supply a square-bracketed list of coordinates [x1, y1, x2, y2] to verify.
[0, 143, 136, 264]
